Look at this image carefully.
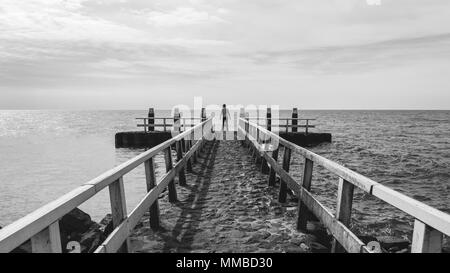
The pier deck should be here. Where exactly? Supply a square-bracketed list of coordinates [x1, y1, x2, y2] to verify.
[130, 140, 323, 253]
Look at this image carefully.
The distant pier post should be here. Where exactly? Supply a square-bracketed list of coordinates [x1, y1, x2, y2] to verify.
[291, 108, 298, 133]
[267, 107, 272, 131]
[239, 108, 245, 141]
[201, 108, 206, 122]
[174, 108, 181, 133]
[148, 108, 155, 132]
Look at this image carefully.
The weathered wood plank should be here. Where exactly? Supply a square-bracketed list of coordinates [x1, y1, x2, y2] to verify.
[101, 157, 182, 254]
[411, 219, 443, 253]
[175, 141, 187, 186]
[185, 139, 193, 172]
[30, 221, 62, 253]
[144, 158, 160, 230]
[165, 146, 177, 202]
[127, 167, 177, 232]
[372, 184, 450, 236]
[268, 148, 279, 187]
[262, 152, 300, 195]
[108, 177, 129, 253]
[100, 219, 129, 253]
[278, 147, 292, 203]
[332, 178, 355, 253]
[297, 158, 314, 231]
[301, 189, 369, 253]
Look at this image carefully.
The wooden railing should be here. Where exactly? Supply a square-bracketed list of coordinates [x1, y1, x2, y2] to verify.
[247, 117, 316, 134]
[239, 117, 450, 253]
[0, 118, 214, 253]
[136, 117, 203, 132]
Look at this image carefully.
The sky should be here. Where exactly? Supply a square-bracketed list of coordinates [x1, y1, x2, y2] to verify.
[0, 0, 450, 110]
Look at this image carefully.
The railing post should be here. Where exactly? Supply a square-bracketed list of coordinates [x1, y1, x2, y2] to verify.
[108, 177, 129, 253]
[191, 131, 197, 164]
[144, 118, 148, 133]
[257, 126, 260, 145]
[259, 129, 269, 174]
[175, 141, 187, 186]
[411, 220, 443, 253]
[163, 118, 167, 132]
[165, 146, 177, 202]
[30, 221, 62, 253]
[148, 108, 154, 131]
[278, 147, 292, 203]
[245, 114, 250, 147]
[201, 108, 206, 122]
[260, 151, 270, 174]
[297, 158, 314, 230]
[331, 178, 355, 253]
[144, 158, 160, 230]
[254, 127, 261, 164]
[268, 148, 279, 186]
[292, 108, 298, 133]
[174, 109, 181, 133]
[185, 139, 193, 172]
[267, 107, 272, 131]
[305, 119, 309, 135]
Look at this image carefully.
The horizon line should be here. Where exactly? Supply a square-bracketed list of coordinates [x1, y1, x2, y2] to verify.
[0, 108, 449, 111]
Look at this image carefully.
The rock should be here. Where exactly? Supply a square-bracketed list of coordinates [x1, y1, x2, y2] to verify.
[246, 231, 271, 244]
[230, 230, 246, 238]
[310, 242, 329, 253]
[99, 214, 114, 237]
[290, 237, 303, 246]
[258, 241, 274, 249]
[238, 216, 256, 222]
[4, 209, 104, 253]
[59, 209, 108, 253]
[357, 235, 378, 245]
[78, 225, 105, 253]
[300, 243, 310, 252]
[376, 236, 410, 250]
[268, 234, 287, 244]
[60, 208, 94, 235]
[285, 246, 307, 253]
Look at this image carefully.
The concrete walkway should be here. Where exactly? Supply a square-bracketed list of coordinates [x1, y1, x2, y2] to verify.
[130, 140, 328, 253]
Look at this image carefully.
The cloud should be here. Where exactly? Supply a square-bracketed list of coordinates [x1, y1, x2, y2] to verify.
[1, 0, 450, 109]
[146, 7, 227, 27]
[231, 33, 450, 74]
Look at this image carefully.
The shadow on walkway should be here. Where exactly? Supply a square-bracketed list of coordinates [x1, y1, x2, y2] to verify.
[161, 140, 219, 252]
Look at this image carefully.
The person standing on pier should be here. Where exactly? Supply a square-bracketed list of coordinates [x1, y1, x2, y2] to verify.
[220, 104, 231, 131]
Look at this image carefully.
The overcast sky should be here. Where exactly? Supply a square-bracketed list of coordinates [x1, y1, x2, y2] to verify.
[1, 0, 449, 109]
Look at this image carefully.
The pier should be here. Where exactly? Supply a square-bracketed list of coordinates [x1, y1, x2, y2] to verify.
[0, 115, 449, 253]
[115, 107, 332, 148]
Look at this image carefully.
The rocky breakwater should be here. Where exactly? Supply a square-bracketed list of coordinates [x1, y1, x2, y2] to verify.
[1, 209, 113, 253]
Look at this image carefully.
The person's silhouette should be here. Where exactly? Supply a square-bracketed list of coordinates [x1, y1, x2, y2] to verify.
[220, 104, 231, 131]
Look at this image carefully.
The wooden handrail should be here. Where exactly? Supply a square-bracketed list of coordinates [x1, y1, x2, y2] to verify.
[239, 117, 450, 253]
[136, 117, 203, 133]
[136, 117, 202, 120]
[247, 117, 316, 134]
[248, 118, 316, 121]
[0, 118, 213, 253]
